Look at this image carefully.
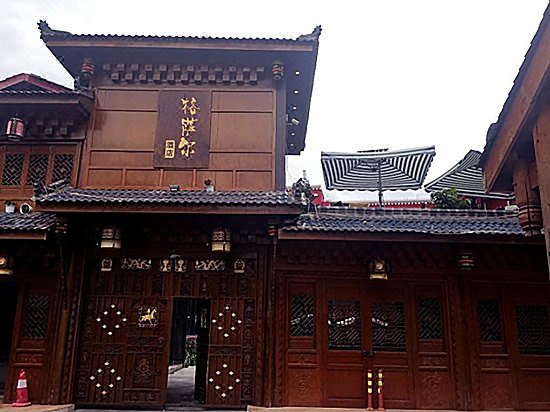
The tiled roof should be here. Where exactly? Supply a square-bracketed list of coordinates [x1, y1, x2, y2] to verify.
[36, 187, 299, 208]
[283, 206, 523, 236]
[0, 73, 71, 92]
[38, 21, 322, 44]
[0, 212, 57, 232]
[0, 89, 89, 97]
[425, 150, 513, 199]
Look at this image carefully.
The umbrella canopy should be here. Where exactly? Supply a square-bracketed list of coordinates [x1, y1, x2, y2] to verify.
[321, 146, 436, 191]
[424, 150, 513, 199]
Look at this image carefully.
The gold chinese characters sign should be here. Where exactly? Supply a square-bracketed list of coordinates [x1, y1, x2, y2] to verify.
[155, 90, 211, 168]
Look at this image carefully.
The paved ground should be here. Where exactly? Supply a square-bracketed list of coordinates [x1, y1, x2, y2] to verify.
[166, 365, 196, 404]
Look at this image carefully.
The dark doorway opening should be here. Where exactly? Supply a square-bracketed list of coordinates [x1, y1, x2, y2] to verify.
[166, 298, 210, 406]
[0, 282, 18, 401]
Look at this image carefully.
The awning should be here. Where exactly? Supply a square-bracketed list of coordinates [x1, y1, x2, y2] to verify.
[321, 146, 436, 191]
[425, 150, 513, 199]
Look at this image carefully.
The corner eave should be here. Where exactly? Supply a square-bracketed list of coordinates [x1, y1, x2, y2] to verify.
[482, 4, 550, 192]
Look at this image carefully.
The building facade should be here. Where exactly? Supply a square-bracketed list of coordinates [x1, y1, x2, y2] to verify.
[0, 21, 549, 411]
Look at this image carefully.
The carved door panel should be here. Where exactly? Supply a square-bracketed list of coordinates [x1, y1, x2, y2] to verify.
[206, 297, 255, 408]
[74, 263, 170, 407]
[367, 284, 414, 409]
[321, 281, 414, 409]
[508, 285, 550, 410]
[5, 283, 54, 404]
[412, 284, 453, 410]
[322, 283, 368, 408]
[467, 283, 517, 410]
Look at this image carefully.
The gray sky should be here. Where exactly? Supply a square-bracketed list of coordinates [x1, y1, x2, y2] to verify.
[1, 0, 547, 201]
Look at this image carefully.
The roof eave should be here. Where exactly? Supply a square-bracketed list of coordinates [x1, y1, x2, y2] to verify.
[35, 202, 301, 215]
[278, 229, 538, 245]
[481, 4, 550, 191]
[0, 231, 48, 240]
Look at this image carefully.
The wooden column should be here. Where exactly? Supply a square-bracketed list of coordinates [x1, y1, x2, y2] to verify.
[512, 157, 542, 235]
[45, 240, 87, 404]
[533, 106, 550, 277]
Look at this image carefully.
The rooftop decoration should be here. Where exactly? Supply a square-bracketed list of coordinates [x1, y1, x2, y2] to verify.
[321, 146, 436, 204]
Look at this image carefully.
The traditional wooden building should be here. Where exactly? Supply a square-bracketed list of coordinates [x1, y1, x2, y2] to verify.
[0, 20, 550, 411]
[481, 4, 550, 252]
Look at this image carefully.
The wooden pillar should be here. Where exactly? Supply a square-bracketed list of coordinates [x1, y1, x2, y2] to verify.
[45, 241, 86, 404]
[533, 106, 550, 277]
[512, 157, 542, 235]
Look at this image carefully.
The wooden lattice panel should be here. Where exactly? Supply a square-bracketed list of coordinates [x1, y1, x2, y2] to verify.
[27, 153, 49, 186]
[2, 153, 24, 186]
[52, 153, 74, 182]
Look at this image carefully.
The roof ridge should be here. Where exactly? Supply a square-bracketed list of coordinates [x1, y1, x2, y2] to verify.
[38, 20, 322, 43]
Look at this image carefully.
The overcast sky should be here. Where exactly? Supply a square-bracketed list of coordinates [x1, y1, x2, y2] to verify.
[1, 0, 547, 201]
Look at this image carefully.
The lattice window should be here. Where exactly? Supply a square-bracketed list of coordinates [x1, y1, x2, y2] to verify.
[52, 153, 74, 182]
[22, 294, 50, 338]
[478, 300, 502, 342]
[290, 294, 314, 337]
[372, 301, 406, 352]
[328, 300, 361, 350]
[516, 305, 550, 355]
[27, 153, 49, 186]
[417, 298, 442, 340]
[1, 153, 24, 186]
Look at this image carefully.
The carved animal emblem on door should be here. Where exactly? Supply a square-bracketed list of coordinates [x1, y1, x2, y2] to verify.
[138, 307, 158, 328]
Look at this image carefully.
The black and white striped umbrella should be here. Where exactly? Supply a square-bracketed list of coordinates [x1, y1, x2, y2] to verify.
[424, 150, 513, 199]
[321, 146, 436, 191]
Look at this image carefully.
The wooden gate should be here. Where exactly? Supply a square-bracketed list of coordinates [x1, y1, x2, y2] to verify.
[321, 281, 414, 408]
[73, 253, 261, 408]
[5, 282, 55, 404]
[283, 277, 453, 409]
[205, 297, 256, 407]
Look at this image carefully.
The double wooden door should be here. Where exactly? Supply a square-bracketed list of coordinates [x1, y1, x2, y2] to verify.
[322, 281, 414, 408]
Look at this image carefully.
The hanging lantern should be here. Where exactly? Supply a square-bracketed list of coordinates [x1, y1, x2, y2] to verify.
[271, 60, 284, 81]
[6, 117, 25, 141]
[211, 228, 231, 253]
[100, 225, 122, 249]
[0, 254, 13, 276]
[368, 258, 390, 280]
[458, 252, 474, 270]
[79, 58, 95, 88]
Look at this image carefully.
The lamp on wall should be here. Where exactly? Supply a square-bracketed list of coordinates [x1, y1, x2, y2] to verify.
[368, 258, 390, 280]
[0, 254, 13, 276]
[271, 60, 284, 80]
[457, 251, 474, 270]
[211, 227, 231, 253]
[6, 117, 25, 141]
[100, 225, 122, 249]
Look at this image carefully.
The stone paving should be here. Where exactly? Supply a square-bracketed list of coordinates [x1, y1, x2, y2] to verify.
[166, 365, 196, 404]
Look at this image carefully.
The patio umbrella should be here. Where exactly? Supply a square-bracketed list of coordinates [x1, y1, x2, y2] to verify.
[321, 146, 436, 203]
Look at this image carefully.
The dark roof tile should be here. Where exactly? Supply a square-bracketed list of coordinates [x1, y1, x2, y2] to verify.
[36, 187, 299, 208]
[284, 206, 523, 236]
[38, 21, 322, 44]
[0, 212, 57, 232]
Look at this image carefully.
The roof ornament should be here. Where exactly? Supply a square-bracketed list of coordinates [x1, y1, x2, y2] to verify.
[37, 20, 71, 39]
[33, 179, 71, 199]
[297, 25, 322, 42]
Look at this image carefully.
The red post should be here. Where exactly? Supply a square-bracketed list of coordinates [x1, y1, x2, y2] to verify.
[367, 368, 374, 411]
[377, 368, 385, 411]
